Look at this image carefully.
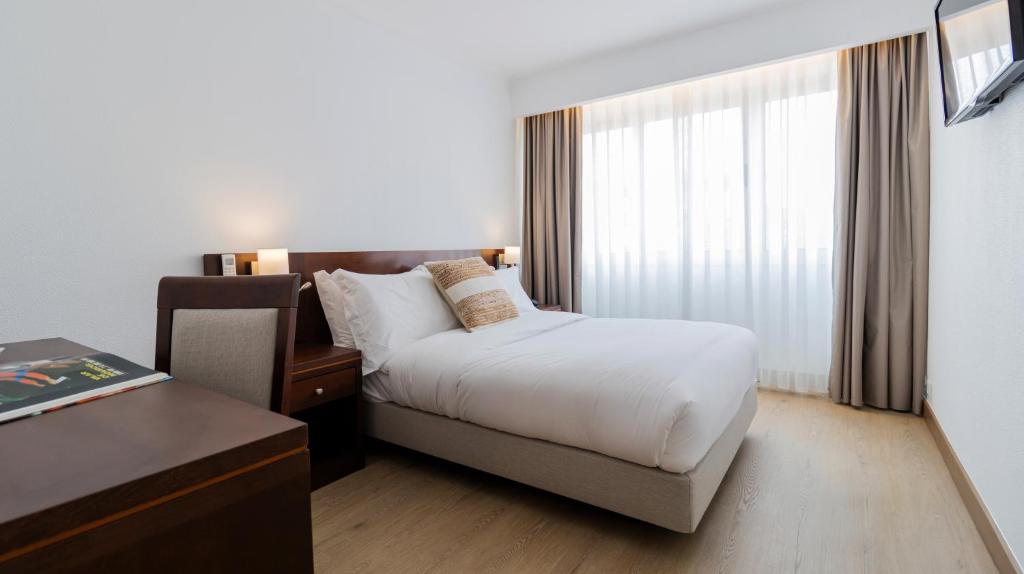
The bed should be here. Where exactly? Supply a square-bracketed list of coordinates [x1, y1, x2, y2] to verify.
[202, 249, 758, 533]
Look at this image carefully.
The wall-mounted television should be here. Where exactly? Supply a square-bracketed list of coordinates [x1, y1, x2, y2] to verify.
[936, 0, 1024, 125]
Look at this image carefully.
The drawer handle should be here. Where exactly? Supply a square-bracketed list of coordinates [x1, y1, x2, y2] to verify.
[315, 387, 324, 396]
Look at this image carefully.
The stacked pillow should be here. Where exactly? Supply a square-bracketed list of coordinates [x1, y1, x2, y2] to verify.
[313, 258, 538, 374]
[312, 269, 356, 349]
[314, 266, 460, 374]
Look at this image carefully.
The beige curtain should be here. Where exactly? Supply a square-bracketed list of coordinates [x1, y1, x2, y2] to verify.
[521, 108, 582, 312]
[830, 33, 930, 414]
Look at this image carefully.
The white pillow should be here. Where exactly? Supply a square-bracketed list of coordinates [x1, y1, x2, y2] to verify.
[337, 265, 460, 374]
[495, 267, 537, 313]
[313, 269, 356, 349]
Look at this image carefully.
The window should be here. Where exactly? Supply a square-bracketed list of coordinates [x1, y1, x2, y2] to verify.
[581, 52, 838, 394]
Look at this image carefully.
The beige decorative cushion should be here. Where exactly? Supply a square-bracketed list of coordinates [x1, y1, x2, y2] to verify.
[424, 257, 519, 331]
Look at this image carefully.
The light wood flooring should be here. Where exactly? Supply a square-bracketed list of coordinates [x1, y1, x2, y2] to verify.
[311, 391, 996, 573]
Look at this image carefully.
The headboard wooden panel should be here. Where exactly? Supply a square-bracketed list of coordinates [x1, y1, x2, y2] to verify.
[202, 249, 502, 345]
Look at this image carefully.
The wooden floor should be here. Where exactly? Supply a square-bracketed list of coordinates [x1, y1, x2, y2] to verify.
[311, 391, 996, 573]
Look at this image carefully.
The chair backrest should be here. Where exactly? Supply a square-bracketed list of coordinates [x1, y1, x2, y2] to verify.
[155, 275, 300, 411]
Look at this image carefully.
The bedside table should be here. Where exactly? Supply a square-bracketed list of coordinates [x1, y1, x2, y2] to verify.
[287, 343, 364, 490]
[537, 304, 563, 311]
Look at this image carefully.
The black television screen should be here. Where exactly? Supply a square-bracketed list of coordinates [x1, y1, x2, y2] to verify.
[936, 0, 1024, 125]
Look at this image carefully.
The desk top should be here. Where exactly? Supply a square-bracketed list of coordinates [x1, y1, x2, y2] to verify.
[0, 338, 307, 558]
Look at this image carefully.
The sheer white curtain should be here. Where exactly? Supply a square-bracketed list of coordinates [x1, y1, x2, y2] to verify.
[581, 52, 837, 394]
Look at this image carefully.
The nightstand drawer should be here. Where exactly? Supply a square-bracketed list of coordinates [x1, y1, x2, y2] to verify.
[290, 368, 357, 413]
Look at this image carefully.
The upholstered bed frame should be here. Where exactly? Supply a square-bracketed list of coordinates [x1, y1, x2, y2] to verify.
[366, 387, 755, 532]
[202, 248, 756, 533]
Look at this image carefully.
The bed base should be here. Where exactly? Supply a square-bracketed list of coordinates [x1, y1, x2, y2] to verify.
[364, 386, 757, 533]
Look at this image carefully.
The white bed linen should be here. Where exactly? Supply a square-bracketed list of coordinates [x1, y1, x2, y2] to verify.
[364, 312, 758, 474]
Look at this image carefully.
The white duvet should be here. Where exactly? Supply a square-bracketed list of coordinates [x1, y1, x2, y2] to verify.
[364, 312, 758, 474]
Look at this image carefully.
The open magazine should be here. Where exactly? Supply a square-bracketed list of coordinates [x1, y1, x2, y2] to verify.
[0, 351, 170, 424]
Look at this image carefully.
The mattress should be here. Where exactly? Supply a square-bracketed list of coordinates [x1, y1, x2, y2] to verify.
[364, 311, 758, 474]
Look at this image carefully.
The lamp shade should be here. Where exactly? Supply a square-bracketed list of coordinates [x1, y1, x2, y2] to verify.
[503, 246, 521, 265]
[256, 248, 289, 275]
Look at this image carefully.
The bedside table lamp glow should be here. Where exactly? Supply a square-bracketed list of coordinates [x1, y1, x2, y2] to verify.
[502, 246, 520, 267]
[256, 248, 289, 275]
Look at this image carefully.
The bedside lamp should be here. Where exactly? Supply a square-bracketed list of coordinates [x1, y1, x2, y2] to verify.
[503, 246, 521, 267]
[256, 248, 289, 275]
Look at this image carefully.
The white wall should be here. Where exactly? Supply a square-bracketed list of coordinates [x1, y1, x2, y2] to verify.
[511, 0, 933, 116]
[0, 1, 515, 365]
[927, 35, 1024, 566]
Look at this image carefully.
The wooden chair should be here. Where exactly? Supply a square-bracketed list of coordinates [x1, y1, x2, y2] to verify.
[155, 275, 300, 412]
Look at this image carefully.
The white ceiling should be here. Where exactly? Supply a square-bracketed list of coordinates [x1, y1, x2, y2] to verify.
[337, 0, 799, 78]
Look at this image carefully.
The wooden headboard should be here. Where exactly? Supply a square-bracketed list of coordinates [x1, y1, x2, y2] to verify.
[202, 249, 502, 345]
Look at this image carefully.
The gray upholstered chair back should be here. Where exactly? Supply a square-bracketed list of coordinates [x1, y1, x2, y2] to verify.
[168, 308, 278, 408]
[155, 275, 300, 411]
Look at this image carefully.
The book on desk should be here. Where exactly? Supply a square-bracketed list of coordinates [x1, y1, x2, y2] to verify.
[0, 340, 170, 424]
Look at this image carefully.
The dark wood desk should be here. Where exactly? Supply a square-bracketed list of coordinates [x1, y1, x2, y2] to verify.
[0, 338, 313, 574]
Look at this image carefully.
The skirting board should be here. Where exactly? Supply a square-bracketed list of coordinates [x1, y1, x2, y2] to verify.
[923, 400, 1022, 574]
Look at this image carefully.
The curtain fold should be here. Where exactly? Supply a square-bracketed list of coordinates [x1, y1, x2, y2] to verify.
[521, 108, 583, 313]
[829, 33, 930, 414]
[580, 53, 838, 394]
